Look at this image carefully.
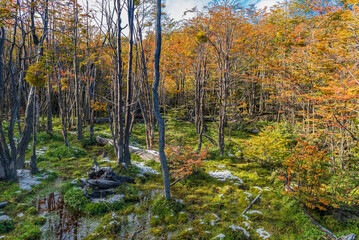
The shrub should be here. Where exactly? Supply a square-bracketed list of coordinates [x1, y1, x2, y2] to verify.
[282, 139, 331, 210]
[166, 145, 209, 180]
[64, 188, 90, 212]
[243, 126, 290, 168]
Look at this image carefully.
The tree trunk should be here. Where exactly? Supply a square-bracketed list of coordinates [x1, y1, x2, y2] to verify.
[123, 0, 135, 165]
[116, 0, 124, 164]
[154, 0, 171, 200]
[74, 0, 82, 140]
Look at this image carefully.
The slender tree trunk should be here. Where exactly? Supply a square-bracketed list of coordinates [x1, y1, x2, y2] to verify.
[74, 0, 82, 140]
[46, 72, 52, 133]
[154, 0, 171, 200]
[124, 0, 135, 164]
[117, 0, 124, 164]
[0, 26, 16, 180]
[30, 90, 39, 174]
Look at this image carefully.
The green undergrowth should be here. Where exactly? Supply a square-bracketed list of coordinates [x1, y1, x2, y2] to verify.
[0, 117, 357, 239]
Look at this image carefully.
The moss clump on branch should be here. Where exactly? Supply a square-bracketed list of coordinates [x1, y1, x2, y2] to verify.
[25, 62, 47, 87]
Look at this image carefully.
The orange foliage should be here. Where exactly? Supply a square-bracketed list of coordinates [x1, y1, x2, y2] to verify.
[165, 145, 210, 180]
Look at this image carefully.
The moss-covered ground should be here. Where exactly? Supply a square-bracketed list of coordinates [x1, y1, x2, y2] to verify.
[0, 117, 357, 239]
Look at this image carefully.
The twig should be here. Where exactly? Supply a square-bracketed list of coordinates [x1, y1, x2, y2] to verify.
[170, 177, 186, 187]
[15, 190, 33, 202]
[333, 114, 358, 141]
[302, 207, 337, 239]
[203, 134, 216, 145]
[242, 193, 261, 215]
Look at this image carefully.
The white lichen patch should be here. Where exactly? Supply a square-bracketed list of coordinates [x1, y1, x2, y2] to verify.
[256, 228, 271, 239]
[36, 146, 48, 156]
[243, 221, 251, 228]
[247, 210, 263, 215]
[92, 194, 125, 204]
[213, 233, 226, 239]
[253, 186, 263, 192]
[101, 157, 113, 163]
[229, 224, 250, 238]
[244, 192, 253, 201]
[17, 169, 42, 190]
[208, 170, 243, 183]
[132, 161, 159, 176]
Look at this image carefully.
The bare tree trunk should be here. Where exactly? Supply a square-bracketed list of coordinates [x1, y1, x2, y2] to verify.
[30, 90, 39, 174]
[116, 0, 124, 164]
[123, 0, 135, 165]
[74, 0, 82, 140]
[154, 0, 171, 200]
[46, 72, 52, 133]
[0, 26, 16, 180]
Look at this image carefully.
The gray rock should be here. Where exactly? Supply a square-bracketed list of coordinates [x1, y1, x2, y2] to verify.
[71, 179, 79, 185]
[0, 202, 8, 209]
[339, 234, 357, 240]
[0, 215, 10, 222]
[247, 129, 260, 134]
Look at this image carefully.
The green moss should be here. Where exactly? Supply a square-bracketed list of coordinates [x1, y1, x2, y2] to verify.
[151, 196, 184, 217]
[26, 207, 38, 215]
[0, 219, 14, 234]
[47, 146, 87, 159]
[84, 213, 123, 240]
[16, 203, 30, 212]
[85, 203, 109, 216]
[18, 225, 42, 240]
[32, 217, 46, 226]
[182, 169, 212, 187]
[178, 212, 188, 224]
[64, 188, 90, 212]
[150, 216, 161, 227]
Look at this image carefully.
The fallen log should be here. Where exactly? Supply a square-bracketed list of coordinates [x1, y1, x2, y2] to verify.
[242, 193, 261, 215]
[96, 136, 160, 162]
[14, 190, 34, 202]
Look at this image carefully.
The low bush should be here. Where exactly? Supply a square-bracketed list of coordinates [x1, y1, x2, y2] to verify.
[64, 188, 90, 212]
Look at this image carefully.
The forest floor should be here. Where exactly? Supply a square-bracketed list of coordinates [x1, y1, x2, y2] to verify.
[0, 117, 357, 240]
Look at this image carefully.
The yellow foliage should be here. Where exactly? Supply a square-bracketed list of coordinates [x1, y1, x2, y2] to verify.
[25, 62, 47, 87]
[195, 31, 208, 43]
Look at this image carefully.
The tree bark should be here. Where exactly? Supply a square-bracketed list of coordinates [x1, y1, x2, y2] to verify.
[153, 0, 171, 200]
[123, 0, 136, 165]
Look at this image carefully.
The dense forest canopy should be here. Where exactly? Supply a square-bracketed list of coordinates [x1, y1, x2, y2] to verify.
[0, 0, 359, 239]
